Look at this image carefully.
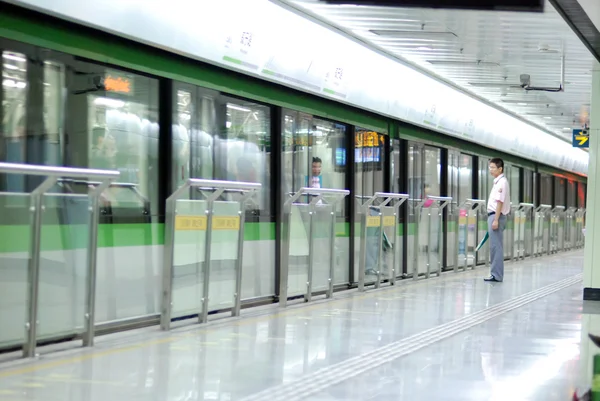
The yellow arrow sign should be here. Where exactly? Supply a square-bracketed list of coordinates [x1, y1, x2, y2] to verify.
[576, 135, 589, 146]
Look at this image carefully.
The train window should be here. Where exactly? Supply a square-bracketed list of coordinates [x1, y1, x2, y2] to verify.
[523, 168, 534, 204]
[508, 164, 520, 205]
[555, 177, 566, 207]
[1, 51, 28, 192]
[281, 110, 347, 202]
[79, 65, 159, 218]
[540, 174, 553, 205]
[567, 180, 576, 208]
[578, 183, 586, 208]
[172, 84, 272, 218]
[458, 153, 473, 202]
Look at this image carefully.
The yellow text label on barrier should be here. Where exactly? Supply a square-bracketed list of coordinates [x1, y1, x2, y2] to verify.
[366, 216, 380, 228]
[366, 216, 395, 227]
[212, 216, 240, 230]
[175, 216, 207, 231]
[175, 215, 240, 231]
[383, 216, 395, 227]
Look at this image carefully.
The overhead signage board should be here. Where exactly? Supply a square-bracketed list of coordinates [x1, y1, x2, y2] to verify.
[319, 0, 544, 11]
[573, 129, 589, 148]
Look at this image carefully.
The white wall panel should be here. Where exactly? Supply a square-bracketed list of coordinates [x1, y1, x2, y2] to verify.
[7, 0, 589, 174]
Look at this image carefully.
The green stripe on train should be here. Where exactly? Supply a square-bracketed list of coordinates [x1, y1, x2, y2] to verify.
[0, 223, 280, 253]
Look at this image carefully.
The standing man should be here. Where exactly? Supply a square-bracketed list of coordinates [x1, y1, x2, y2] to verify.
[484, 158, 510, 282]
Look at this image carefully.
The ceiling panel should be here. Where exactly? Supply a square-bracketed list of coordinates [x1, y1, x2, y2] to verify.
[286, 0, 594, 141]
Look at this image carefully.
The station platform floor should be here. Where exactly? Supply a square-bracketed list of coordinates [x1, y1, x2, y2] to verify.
[0, 250, 591, 401]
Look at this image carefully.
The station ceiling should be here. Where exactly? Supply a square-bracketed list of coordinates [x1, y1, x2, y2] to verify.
[280, 0, 594, 142]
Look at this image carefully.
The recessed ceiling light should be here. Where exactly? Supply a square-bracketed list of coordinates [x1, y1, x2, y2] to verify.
[543, 116, 552, 119]
[417, 46, 432, 51]
[517, 103, 527, 106]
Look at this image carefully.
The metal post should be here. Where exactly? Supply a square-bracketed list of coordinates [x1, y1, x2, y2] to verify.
[375, 207, 384, 289]
[358, 205, 368, 291]
[306, 202, 316, 303]
[454, 204, 461, 273]
[160, 195, 177, 330]
[23, 191, 43, 358]
[413, 199, 420, 281]
[200, 193, 217, 323]
[279, 199, 293, 307]
[327, 203, 337, 298]
[232, 207, 245, 317]
[426, 206, 432, 279]
[83, 180, 112, 347]
[0, 163, 119, 356]
[529, 207, 535, 259]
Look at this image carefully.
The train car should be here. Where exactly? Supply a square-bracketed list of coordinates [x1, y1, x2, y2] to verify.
[0, 2, 587, 350]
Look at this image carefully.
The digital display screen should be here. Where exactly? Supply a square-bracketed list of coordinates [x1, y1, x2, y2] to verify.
[319, 0, 544, 12]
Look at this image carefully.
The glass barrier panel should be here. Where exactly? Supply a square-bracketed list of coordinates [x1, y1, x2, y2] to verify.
[37, 193, 89, 340]
[311, 204, 334, 293]
[457, 207, 468, 269]
[333, 217, 350, 286]
[287, 203, 310, 298]
[477, 211, 487, 265]
[207, 200, 241, 311]
[0, 192, 30, 348]
[363, 206, 381, 284]
[171, 199, 207, 319]
[380, 206, 396, 281]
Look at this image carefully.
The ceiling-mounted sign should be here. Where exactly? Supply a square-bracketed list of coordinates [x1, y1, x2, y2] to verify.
[318, 0, 544, 12]
[573, 129, 589, 148]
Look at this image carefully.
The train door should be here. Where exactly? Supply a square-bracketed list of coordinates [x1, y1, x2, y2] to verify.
[406, 142, 442, 277]
[353, 129, 388, 285]
[447, 150, 474, 269]
[502, 163, 520, 259]
[477, 156, 491, 265]
[281, 110, 349, 296]
[390, 138, 405, 275]
[523, 168, 534, 256]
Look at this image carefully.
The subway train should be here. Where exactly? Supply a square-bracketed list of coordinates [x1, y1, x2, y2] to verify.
[0, 4, 587, 351]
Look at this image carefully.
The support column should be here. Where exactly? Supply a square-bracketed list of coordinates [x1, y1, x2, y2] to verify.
[584, 60, 600, 300]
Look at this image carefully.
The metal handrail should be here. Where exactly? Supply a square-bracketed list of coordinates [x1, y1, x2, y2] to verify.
[357, 192, 409, 291]
[414, 195, 453, 280]
[0, 162, 119, 179]
[0, 162, 119, 358]
[286, 187, 350, 206]
[279, 187, 350, 308]
[161, 178, 262, 330]
[455, 198, 486, 273]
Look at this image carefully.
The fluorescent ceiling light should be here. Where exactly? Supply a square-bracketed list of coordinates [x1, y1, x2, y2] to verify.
[2, 53, 26, 62]
[432, 60, 501, 67]
[226, 104, 251, 112]
[2, 79, 26, 89]
[417, 46, 432, 51]
[4, 64, 19, 70]
[369, 30, 458, 39]
[94, 97, 125, 108]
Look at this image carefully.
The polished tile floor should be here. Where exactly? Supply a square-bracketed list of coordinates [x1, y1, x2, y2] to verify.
[0, 251, 589, 401]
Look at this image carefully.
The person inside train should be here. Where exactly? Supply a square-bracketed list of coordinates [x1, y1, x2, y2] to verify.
[484, 157, 510, 282]
[306, 156, 323, 188]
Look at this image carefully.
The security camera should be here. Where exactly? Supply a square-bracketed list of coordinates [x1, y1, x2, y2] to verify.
[520, 74, 531, 88]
